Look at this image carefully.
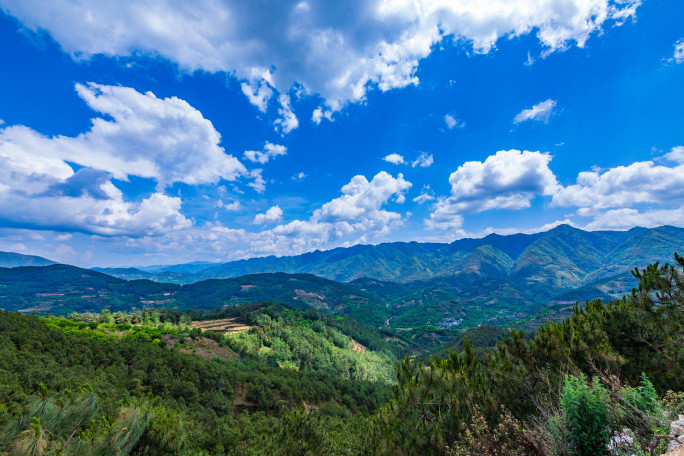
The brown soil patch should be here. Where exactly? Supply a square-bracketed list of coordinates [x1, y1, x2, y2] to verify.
[162, 334, 239, 361]
[349, 339, 366, 353]
[294, 289, 325, 300]
[191, 318, 251, 335]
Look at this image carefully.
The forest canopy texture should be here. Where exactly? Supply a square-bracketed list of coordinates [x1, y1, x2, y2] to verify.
[0, 254, 683, 455]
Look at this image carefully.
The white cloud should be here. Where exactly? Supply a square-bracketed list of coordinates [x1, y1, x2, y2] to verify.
[383, 153, 405, 165]
[426, 150, 558, 230]
[444, 114, 464, 130]
[584, 207, 684, 231]
[411, 152, 433, 168]
[217, 199, 242, 211]
[425, 198, 466, 231]
[672, 39, 684, 64]
[274, 94, 299, 134]
[253, 205, 284, 225]
[312, 106, 333, 124]
[55, 233, 72, 241]
[0, 174, 191, 236]
[224, 201, 242, 211]
[0, 0, 640, 114]
[244, 142, 287, 164]
[0, 83, 246, 191]
[664, 146, 684, 163]
[413, 185, 435, 204]
[118, 171, 412, 262]
[513, 99, 557, 124]
[314, 172, 411, 228]
[552, 159, 684, 210]
[240, 69, 275, 112]
[248, 169, 266, 193]
[292, 171, 307, 181]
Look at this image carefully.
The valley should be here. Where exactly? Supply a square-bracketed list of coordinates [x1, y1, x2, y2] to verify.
[2, 225, 682, 355]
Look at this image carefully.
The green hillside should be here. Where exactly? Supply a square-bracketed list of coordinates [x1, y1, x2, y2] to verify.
[0, 304, 394, 455]
[2, 253, 682, 455]
[0, 265, 389, 327]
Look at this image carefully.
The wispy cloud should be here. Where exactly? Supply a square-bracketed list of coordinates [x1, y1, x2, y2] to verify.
[513, 99, 557, 124]
[444, 114, 464, 129]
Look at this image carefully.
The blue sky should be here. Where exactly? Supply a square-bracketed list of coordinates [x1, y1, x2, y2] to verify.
[0, 0, 682, 267]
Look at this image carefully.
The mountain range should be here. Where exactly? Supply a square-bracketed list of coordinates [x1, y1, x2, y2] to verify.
[1, 224, 683, 341]
[97, 225, 683, 288]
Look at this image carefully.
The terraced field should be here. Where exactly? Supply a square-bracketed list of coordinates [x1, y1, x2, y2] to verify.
[191, 318, 251, 335]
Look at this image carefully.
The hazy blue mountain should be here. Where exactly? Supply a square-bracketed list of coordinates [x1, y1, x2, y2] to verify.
[138, 261, 219, 274]
[2, 225, 681, 334]
[0, 251, 56, 268]
[178, 225, 683, 286]
[93, 267, 198, 284]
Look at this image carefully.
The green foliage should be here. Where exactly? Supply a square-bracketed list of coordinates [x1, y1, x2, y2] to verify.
[560, 374, 611, 456]
[368, 253, 684, 455]
[1, 250, 684, 454]
[2, 385, 151, 456]
[621, 373, 659, 416]
[219, 305, 398, 382]
[0, 303, 396, 455]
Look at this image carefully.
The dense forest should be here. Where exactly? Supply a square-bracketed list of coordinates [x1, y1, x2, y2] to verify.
[1, 254, 683, 454]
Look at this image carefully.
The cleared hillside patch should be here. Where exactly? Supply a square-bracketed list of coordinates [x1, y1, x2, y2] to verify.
[191, 317, 251, 335]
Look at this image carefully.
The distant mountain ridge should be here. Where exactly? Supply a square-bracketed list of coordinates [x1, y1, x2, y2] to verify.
[0, 251, 56, 268]
[0, 264, 388, 326]
[118, 225, 684, 288]
[1, 225, 682, 337]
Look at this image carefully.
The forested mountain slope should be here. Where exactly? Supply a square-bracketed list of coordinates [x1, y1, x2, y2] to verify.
[0, 305, 394, 455]
[0, 265, 389, 326]
[104, 226, 684, 289]
[0, 250, 56, 268]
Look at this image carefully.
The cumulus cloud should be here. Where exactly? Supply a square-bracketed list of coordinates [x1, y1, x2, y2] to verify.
[118, 171, 412, 262]
[514, 99, 557, 124]
[444, 114, 464, 130]
[664, 146, 684, 163]
[253, 206, 284, 225]
[0, 0, 640, 114]
[314, 172, 411, 227]
[426, 150, 558, 230]
[312, 106, 333, 124]
[0, 82, 269, 237]
[244, 142, 287, 164]
[383, 153, 405, 165]
[552, 159, 684, 210]
[585, 207, 684, 231]
[216, 199, 241, 211]
[0, 83, 246, 191]
[0, 173, 191, 236]
[224, 201, 242, 211]
[411, 152, 434, 168]
[292, 171, 306, 181]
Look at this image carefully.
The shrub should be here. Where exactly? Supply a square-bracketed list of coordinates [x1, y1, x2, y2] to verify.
[622, 373, 659, 416]
[560, 374, 612, 456]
